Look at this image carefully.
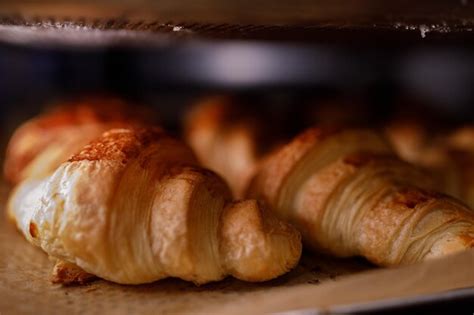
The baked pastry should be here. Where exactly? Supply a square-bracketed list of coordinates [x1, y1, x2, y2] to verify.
[184, 96, 267, 198]
[4, 96, 152, 184]
[8, 127, 301, 285]
[184, 96, 309, 199]
[447, 126, 474, 152]
[385, 120, 433, 166]
[247, 127, 474, 266]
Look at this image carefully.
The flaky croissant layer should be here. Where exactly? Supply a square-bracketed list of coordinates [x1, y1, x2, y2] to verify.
[248, 128, 474, 266]
[8, 128, 301, 284]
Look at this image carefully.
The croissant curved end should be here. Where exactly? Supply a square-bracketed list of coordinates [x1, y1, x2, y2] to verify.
[220, 200, 302, 282]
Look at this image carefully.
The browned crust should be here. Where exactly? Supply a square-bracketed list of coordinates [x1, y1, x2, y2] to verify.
[69, 127, 165, 163]
[50, 260, 96, 285]
[360, 185, 474, 265]
[359, 187, 436, 264]
[391, 187, 435, 209]
[4, 97, 154, 184]
[459, 234, 474, 248]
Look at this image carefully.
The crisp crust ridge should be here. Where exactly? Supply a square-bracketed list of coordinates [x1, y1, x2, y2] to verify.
[69, 127, 165, 163]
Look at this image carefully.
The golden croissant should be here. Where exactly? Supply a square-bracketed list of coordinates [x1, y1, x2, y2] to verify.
[7, 127, 301, 285]
[247, 127, 474, 266]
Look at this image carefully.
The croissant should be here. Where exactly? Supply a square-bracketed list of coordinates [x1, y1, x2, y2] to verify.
[247, 127, 474, 266]
[184, 96, 290, 198]
[385, 120, 433, 166]
[8, 127, 301, 285]
[184, 96, 263, 198]
[4, 97, 151, 184]
[447, 126, 474, 152]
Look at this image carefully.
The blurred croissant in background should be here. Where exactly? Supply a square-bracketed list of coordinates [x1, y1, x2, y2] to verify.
[183, 95, 319, 198]
[184, 96, 282, 198]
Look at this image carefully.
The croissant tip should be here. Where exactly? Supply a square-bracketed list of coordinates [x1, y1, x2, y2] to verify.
[50, 261, 97, 286]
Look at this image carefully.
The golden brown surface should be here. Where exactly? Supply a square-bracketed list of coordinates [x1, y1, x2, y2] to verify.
[4, 97, 153, 184]
[7, 127, 301, 285]
[248, 127, 474, 266]
[68, 126, 165, 163]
